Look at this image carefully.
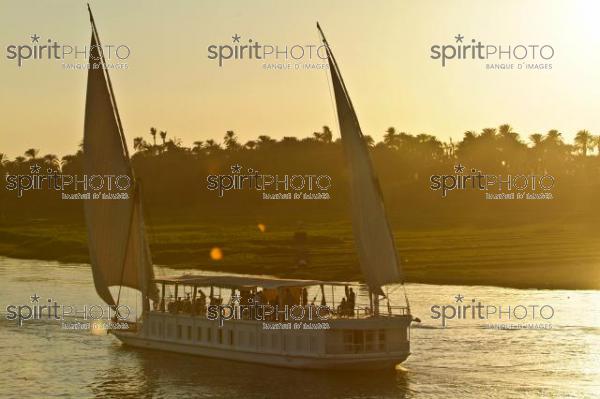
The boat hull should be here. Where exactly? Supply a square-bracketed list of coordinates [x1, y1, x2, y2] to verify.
[112, 311, 412, 370]
[114, 331, 409, 370]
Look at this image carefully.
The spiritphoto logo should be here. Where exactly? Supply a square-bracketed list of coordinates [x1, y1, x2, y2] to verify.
[206, 163, 332, 200]
[207, 33, 329, 70]
[4, 293, 132, 329]
[430, 34, 554, 70]
[207, 294, 332, 328]
[430, 294, 555, 329]
[429, 164, 555, 199]
[5, 33, 130, 69]
[4, 163, 131, 199]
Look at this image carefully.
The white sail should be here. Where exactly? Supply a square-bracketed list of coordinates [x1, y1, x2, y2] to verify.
[319, 24, 402, 293]
[83, 8, 157, 306]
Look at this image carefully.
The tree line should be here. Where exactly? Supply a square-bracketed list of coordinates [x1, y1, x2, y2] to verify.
[1, 124, 599, 226]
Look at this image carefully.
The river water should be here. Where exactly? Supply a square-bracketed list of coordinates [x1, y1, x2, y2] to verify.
[0, 256, 599, 398]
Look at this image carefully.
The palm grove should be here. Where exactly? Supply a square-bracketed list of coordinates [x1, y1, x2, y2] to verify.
[1, 124, 599, 226]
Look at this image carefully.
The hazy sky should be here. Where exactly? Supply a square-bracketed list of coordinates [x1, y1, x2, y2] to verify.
[1, 0, 599, 158]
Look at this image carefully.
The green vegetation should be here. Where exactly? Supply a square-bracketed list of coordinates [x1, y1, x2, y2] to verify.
[1, 124, 599, 289]
[0, 220, 597, 289]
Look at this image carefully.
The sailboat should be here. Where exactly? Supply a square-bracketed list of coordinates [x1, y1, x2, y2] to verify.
[83, 8, 414, 370]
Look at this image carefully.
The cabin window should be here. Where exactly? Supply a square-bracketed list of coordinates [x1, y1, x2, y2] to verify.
[249, 332, 255, 347]
[282, 335, 287, 352]
[218, 329, 223, 344]
[352, 330, 364, 353]
[271, 334, 279, 349]
[310, 336, 318, 352]
[187, 325, 192, 340]
[378, 329, 386, 351]
[197, 327, 202, 341]
[158, 323, 163, 337]
[365, 330, 375, 351]
[151, 321, 157, 335]
[229, 330, 234, 345]
[295, 335, 304, 351]
[167, 324, 173, 338]
[177, 325, 182, 339]
[260, 333, 267, 348]
[343, 330, 353, 352]
[207, 328, 212, 342]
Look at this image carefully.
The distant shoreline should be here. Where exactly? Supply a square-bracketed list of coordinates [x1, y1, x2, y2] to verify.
[1, 220, 597, 290]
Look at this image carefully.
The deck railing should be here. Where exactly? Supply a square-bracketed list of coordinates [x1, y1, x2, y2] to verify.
[153, 298, 409, 320]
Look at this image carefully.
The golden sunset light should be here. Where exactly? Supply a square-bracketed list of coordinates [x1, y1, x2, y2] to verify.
[1, 1, 599, 398]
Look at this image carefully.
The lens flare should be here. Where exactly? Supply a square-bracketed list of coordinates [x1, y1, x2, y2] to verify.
[210, 247, 223, 261]
[257, 223, 266, 233]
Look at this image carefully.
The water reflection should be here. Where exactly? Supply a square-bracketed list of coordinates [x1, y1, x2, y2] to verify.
[2, 257, 600, 398]
[90, 346, 411, 399]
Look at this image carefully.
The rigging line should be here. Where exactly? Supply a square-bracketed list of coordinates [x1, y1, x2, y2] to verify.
[316, 23, 340, 139]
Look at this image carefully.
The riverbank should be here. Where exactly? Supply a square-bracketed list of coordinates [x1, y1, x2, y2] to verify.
[0, 220, 598, 289]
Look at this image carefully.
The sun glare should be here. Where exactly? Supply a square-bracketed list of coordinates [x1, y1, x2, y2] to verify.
[210, 247, 223, 261]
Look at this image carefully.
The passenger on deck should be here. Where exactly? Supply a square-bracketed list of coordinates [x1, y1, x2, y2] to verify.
[253, 290, 263, 306]
[183, 294, 192, 314]
[338, 298, 347, 317]
[196, 291, 207, 316]
[347, 287, 356, 317]
[240, 289, 251, 306]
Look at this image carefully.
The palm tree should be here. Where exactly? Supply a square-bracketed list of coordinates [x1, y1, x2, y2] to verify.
[164, 137, 183, 152]
[363, 135, 375, 148]
[448, 137, 456, 158]
[313, 126, 333, 143]
[544, 129, 563, 145]
[529, 133, 543, 148]
[24, 148, 39, 160]
[48, 155, 65, 171]
[204, 139, 221, 154]
[594, 135, 600, 156]
[322, 126, 333, 143]
[192, 141, 204, 154]
[498, 124, 518, 139]
[224, 130, 240, 150]
[133, 137, 147, 152]
[42, 153, 58, 165]
[574, 130, 593, 156]
[383, 127, 398, 149]
[480, 128, 497, 140]
[257, 135, 276, 148]
[159, 130, 167, 145]
[150, 127, 157, 146]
